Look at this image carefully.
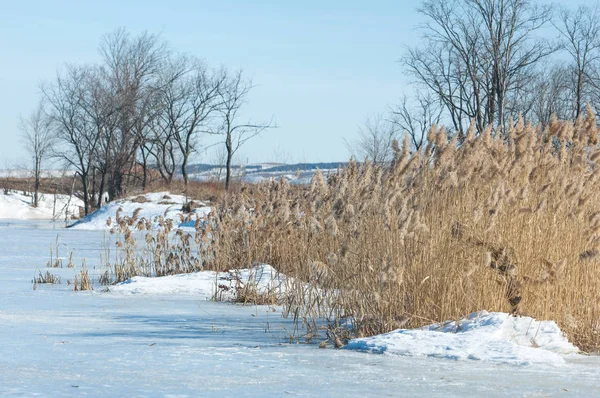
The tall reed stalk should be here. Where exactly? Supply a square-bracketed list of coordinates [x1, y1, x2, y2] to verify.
[204, 109, 600, 351]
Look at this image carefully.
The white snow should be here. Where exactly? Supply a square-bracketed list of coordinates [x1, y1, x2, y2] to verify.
[115, 268, 581, 367]
[345, 311, 579, 365]
[110, 264, 285, 300]
[0, 190, 82, 220]
[69, 192, 211, 230]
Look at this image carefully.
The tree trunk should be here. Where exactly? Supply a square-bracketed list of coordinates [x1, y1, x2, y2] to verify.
[225, 134, 233, 191]
[576, 69, 584, 119]
[110, 171, 124, 200]
[81, 172, 89, 216]
[97, 170, 106, 208]
[91, 168, 97, 210]
[33, 158, 40, 208]
[181, 153, 189, 186]
[140, 148, 149, 189]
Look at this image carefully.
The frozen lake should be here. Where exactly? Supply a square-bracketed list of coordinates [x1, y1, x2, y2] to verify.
[1, 220, 600, 397]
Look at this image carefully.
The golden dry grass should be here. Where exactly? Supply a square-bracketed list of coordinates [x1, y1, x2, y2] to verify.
[102, 205, 204, 283]
[72, 264, 92, 291]
[201, 109, 600, 351]
[142, 179, 238, 205]
[33, 270, 61, 285]
[83, 109, 600, 351]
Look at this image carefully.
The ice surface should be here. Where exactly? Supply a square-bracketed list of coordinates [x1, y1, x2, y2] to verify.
[2, 220, 600, 397]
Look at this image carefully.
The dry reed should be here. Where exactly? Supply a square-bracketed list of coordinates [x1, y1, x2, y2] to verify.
[73, 264, 92, 291]
[201, 109, 600, 351]
[33, 270, 61, 285]
[63, 109, 600, 351]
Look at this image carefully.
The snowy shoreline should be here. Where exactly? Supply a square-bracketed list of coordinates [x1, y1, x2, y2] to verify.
[109, 266, 581, 366]
[345, 310, 579, 365]
[0, 192, 588, 367]
[69, 192, 211, 230]
[0, 191, 82, 220]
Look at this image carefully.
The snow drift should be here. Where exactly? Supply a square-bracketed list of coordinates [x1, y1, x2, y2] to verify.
[0, 191, 82, 220]
[110, 264, 285, 301]
[345, 311, 579, 365]
[69, 192, 211, 230]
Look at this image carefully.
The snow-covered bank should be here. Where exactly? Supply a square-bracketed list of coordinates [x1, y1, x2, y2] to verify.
[70, 192, 211, 230]
[113, 267, 580, 367]
[0, 191, 82, 220]
[346, 311, 579, 365]
[110, 264, 285, 300]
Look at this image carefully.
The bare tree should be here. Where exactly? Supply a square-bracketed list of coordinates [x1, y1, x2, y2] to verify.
[33, 28, 280, 199]
[43, 65, 101, 215]
[508, 64, 572, 127]
[147, 119, 180, 184]
[209, 144, 229, 181]
[555, 5, 600, 119]
[19, 101, 55, 207]
[151, 56, 225, 185]
[176, 63, 223, 186]
[100, 28, 166, 198]
[78, 66, 120, 208]
[405, 0, 554, 133]
[216, 70, 274, 191]
[348, 114, 398, 164]
[391, 93, 443, 151]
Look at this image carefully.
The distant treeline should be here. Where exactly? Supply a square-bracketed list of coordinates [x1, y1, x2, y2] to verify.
[185, 162, 348, 175]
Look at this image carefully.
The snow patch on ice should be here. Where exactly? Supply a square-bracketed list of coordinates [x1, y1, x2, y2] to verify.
[110, 264, 285, 301]
[345, 311, 579, 365]
[69, 192, 211, 230]
[0, 191, 82, 220]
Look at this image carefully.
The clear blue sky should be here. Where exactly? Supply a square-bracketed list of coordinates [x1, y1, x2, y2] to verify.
[0, 1, 441, 165]
[1, 0, 595, 165]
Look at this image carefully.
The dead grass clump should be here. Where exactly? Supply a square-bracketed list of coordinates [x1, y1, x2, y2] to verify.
[33, 270, 61, 285]
[214, 270, 281, 306]
[143, 179, 235, 204]
[73, 265, 92, 291]
[132, 195, 148, 203]
[47, 237, 63, 268]
[98, 270, 110, 285]
[201, 108, 600, 352]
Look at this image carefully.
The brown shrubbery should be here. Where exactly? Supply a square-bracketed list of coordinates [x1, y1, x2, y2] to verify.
[101, 207, 204, 284]
[204, 109, 600, 351]
[142, 178, 239, 205]
[65, 109, 600, 351]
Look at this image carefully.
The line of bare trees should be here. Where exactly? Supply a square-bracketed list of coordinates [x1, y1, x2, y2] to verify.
[20, 29, 272, 214]
[353, 0, 600, 162]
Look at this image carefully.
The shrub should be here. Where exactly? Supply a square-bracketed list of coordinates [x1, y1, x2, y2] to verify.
[203, 110, 600, 351]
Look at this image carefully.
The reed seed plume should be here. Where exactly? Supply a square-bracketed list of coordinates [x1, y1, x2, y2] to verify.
[59, 110, 600, 351]
[201, 111, 600, 351]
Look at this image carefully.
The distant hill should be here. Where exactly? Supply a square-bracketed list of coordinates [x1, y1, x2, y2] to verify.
[184, 162, 349, 184]
[259, 162, 347, 172]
